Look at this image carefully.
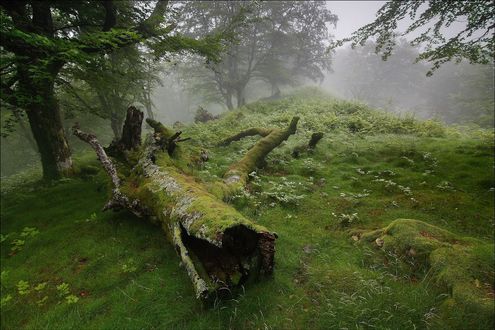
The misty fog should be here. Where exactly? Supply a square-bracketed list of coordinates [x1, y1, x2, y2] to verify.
[1, 1, 494, 178]
[1, 2, 494, 328]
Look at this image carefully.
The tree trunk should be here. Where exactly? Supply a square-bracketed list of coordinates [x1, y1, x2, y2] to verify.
[9, 1, 72, 180]
[236, 86, 246, 108]
[74, 108, 300, 300]
[11, 109, 38, 152]
[225, 91, 234, 111]
[143, 92, 154, 120]
[18, 66, 73, 180]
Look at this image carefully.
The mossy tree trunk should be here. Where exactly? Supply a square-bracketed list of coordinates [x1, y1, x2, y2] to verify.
[74, 108, 299, 300]
[19, 64, 73, 180]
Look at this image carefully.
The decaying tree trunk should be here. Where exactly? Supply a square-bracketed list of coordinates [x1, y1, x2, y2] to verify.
[106, 107, 144, 158]
[73, 108, 299, 301]
[292, 132, 323, 158]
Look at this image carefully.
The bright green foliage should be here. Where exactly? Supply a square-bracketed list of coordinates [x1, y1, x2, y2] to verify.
[10, 239, 24, 253]
[19, 227, 39, 238]
[16, 280, 30, 295]
[0, 295, 12, 308]
[65, 295, 80, 304]
[56, 283, 70, 297]
[1, 89, 493, 328]
[335, 0, 495, 75]
[121, 259, 137, 274]
[34, 282, 47, 292]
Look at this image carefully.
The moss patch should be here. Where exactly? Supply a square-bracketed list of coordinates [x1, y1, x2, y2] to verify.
[357, 219, 494, 326]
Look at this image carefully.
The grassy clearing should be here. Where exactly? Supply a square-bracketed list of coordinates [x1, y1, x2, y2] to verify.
[1, 88, 494, 329]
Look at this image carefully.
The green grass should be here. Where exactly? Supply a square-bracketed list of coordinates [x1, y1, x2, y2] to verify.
[1, 88, 494, 329]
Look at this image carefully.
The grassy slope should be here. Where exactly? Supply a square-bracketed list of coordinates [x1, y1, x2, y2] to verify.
[1, 89, 494, 329]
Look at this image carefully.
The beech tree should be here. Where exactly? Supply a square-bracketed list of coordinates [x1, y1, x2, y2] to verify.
[178, 1, 337, 109]
[0, 0, 221, 180]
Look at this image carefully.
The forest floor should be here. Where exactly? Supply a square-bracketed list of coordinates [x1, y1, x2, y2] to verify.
[1, 88, 494, 329]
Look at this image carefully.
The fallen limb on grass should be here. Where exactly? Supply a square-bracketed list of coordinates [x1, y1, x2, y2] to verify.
[292, 132, 323, 158]
[73, 108, 299, 300]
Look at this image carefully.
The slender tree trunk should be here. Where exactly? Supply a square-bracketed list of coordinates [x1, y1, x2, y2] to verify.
[143, 91, 154, 120]
[236, 87, 246, 108]
[110, 92, 127, 139]
[225, 91, 234, 110]
[271, 83, 280, 97]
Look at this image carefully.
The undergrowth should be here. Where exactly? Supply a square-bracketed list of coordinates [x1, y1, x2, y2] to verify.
[1, 88, 493, 329]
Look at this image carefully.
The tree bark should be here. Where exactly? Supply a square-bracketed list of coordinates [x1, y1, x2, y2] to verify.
[6, 1, 74, 180]
[73, 109, 301, 300]
[224, 90, 234, 111]
[18, 64, 73, 180]
[110, 114, 123, 139]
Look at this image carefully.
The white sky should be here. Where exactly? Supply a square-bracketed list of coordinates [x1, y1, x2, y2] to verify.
[325, 0, 466, 43]
[326, 1, 386, 40]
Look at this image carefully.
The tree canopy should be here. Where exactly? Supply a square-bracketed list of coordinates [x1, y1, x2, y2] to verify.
[0, 0, 224, 180]
[177, 1, 337, 109]
[334, 0, 495, 75]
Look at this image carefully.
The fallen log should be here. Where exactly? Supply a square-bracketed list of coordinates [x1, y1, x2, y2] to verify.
[218, 127, 273, 146]
[73, 109, 299, 301]
[221, 117, 299, 190]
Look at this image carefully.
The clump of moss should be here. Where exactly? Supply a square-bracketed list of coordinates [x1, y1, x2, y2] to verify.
[357, 219, 494, 325]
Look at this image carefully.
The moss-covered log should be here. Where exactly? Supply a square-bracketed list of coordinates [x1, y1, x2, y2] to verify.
[73, 108, 295, 301]
[222, 116, 299, 190]
[218, 127, 273, 146]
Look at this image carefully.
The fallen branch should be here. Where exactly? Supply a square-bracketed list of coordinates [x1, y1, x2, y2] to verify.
[72, 124, 147, 217]
[219, 127, 273, 146]
[292, 132, 324, 158]
[222, 117, 299, 189]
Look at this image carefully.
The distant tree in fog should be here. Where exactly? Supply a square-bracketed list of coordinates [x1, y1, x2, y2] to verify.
[421, 62, 494, 127]
[326, 39, 494, 127]
[178, 1, 337, 110]
[328, 39, 427, 111]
